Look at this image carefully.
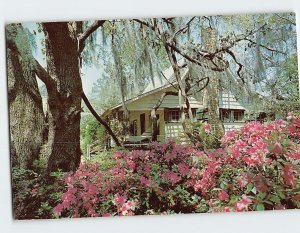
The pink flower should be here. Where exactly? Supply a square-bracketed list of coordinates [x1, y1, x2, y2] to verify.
[203, 123, 211, 133]
[287, 112, 295, 120]
[113, 151, 122, 159]
[272, 142, 283, 155]
[221, 130, 237, 145]
[218, 190, 229, 202]
[238, 173, 252, 189]
[234, 195, 252, 212]
[53, 203, 63, 216]
[128, 160, 136, 170]
[140, 176, 152, 187]
[178, 163, 190, 176]
[114, 193, 127, 206]
[162, 171, 181, 185]
[31, 188, 38, 195]
[223, 206, 231, 212]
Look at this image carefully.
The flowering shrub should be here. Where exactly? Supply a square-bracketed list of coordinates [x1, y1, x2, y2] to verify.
[53, 113, 300, 217]
[184, 120, 221, 149]
[12, 163, 65, 219]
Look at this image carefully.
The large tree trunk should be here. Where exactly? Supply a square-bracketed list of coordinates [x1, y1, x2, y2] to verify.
[6, 24, 45, 169]
[42, 22, 83, 172]
[202, 27, 225, 137]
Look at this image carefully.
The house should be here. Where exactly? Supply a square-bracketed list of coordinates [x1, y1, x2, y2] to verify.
[102, 65, 265, 146]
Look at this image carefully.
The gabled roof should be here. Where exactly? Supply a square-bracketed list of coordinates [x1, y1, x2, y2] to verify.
[102, 61, 188, 117]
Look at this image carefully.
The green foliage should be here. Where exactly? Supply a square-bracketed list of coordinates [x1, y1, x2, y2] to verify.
[80, 116, 107, 155]
[278, 53, 299, 101]
[184, 120, 221, 149]
[11, 160, 66, 219]
[90, 150, 117, 171]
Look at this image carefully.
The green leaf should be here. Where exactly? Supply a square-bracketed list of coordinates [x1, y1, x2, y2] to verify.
[256, 203, 265, 211]
[278, 191, 286, 199]
[258, 192, 267, 200]
[229, 195, 238, 205]
[270, 195, 281, 204]
[246, 183, 254, 194]
[263, 200, 273, 205]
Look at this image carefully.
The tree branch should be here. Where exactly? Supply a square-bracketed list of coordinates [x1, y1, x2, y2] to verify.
[133, 19, 156, 31]
[160, 71, 179, 91]
[171, 16, 195, 41]
[208, 23, 268, 57]
[244, 38, 286, 55]
[78, 20, 106, 53]
[81, 92, 122, 147]
[275, 13, 296, 26]
[226, 50, 244, 83]
[187, 77, 210, 95]
[32, 59, 57, 89]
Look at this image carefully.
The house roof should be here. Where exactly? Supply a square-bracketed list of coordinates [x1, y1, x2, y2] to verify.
[102, 61, 188, 117]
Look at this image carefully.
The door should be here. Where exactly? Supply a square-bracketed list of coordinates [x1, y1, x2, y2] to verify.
[140, 113, 145, 135]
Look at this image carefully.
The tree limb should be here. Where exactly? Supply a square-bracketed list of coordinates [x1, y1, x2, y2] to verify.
[187, 77, 210, 95]
[226, 50, 244, 83]
[171, 16, 195, 41]
[133, 19, 156, 31]
[78, 20, 106, 53]
[160, 71, 179, 91]
[244, 38, 286, 55]
[32, 58, 57, 89]
[81, 92, 122, 147]
[275, 13, 296, 26]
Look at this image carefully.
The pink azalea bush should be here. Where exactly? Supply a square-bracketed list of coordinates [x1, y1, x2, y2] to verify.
[53, 113, 300, 217]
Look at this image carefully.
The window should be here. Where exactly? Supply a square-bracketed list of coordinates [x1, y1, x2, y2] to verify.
[233, 110, 244, 122]
[220, 109, 244, 122]
[168, 109, 180, 122]
[221, 109, 231, 122]
[196, 108, 208, 122]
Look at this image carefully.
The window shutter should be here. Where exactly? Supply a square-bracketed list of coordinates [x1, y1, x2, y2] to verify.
[164, 108, 169, 122]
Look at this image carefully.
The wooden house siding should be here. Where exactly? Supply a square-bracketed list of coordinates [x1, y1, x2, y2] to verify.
[218, 92, 250, 110]
[124, 86, 203, 111]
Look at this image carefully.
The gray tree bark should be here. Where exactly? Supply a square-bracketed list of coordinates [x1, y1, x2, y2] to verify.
[6, 24, 45, 169]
